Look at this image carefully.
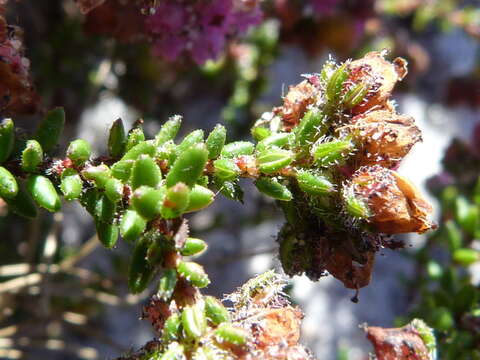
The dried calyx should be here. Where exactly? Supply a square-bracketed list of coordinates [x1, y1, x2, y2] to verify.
[259, 51, 434, 289]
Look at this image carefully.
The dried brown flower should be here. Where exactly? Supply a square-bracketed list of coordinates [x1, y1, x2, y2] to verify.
[346, 109, 422, 167]
[274, 79, 319, 130]
[366, 320, 434, 360]
[350, 166, 434, 234]
[325, 249, 375, 289]
[347, 51, 407, 114]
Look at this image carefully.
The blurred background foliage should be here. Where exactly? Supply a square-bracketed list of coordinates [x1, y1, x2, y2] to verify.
[0, 0, 479, 359]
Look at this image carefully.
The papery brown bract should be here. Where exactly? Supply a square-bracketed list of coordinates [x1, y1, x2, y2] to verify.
[347, 109, 422, 167]
[274, 79, 320, 130]
[347, 51, 407, 114]
[325, 248, 375, 289]
[366, 321, 433, 360]
[350, 166, 434, 234]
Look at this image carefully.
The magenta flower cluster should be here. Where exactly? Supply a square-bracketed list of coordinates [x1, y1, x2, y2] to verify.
[145, 0, 262, 64]
[309, 0, 340, 15]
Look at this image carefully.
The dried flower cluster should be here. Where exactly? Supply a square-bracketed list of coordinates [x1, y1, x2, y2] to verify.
[260, 51, 434, 289]
[366, 319, 436, 360]
[120, 271, 312, 360]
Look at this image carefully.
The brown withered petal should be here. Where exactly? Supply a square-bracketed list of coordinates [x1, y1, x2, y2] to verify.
[366, 322, 432, 360]
[242, 306, 313, 360]
[347, 109, 422, 167]
[325, 249, 375, 289]
[347, 51, 407, 115]
[274, 79, 319, 130]
[351, 166, 434, 234]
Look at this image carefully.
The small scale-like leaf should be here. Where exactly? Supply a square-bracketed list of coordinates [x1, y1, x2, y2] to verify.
[206, 124, 226, 159]
[66, 139, 91, 165]
[255, 177, 292, 201]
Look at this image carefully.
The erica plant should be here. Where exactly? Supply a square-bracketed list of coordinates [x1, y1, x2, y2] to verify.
[0, 50, 438, 358]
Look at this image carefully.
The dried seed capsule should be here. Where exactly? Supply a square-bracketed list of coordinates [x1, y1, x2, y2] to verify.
[251, 126, 271, 142]
[34, 107, 65, 152]
[257, 148, 294, 174]
[326, 63, 349, 103]
[215, 323, 248, 345]
[161, 183, 190, 219]
[21, 140, 43, 173]
[348, 110, 421, 167]
[155, 115, 182, 146]
[349, 166, 433, 234]
[256, 132, 293, 152]
[181, 238, 208, 257]
[108, 118, 126, 158]
[131, 186, 165, 220]
[163, 314, 182, 342]
[95, 220, 119, 249]
[5, 181, 37, 219]
[296, 170, 334, 195]
[126, 127, 145, 152]
[184, 185, 214, 213]
[26, 175, 60, 212]
[111, 159, 134, 181]
[105, 178, 123, 203]
[213, 158, 240, 182]
[121, 140, 156, 161]
[131, 155, 162, 189]
[177, 261, 210, 288]
[204, 296, 230, 325]
[94, 194, 116, 223]
[347, 52, 407, 114]
[206, 124, 227, 159]
[313, 139, 353, 166]
[255, 177, 292, 201]
[160, 342, 185, 360]
[166, 143, 208, 188]
[453, 248, 479, 266]
[82, 164, 111, 189]
[60, 168, 83, 201]
[181, 302, 207, 338]
[221, 141, 255, 158]
[0, 118, 15, 163]
[120, 209, 146, 242]
[158, 269, 177, 301]
[128, 237, 154, 293]
[175, 129, 204, 158]
[293, 110, 325, 147]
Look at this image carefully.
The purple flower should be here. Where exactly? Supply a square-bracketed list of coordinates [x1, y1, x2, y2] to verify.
[310, 0, 340, 16]
[145, 0, 263, 64]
